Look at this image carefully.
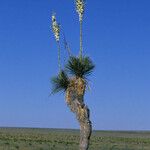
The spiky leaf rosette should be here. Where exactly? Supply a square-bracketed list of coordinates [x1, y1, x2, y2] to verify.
[51, 70, 69, 94]
[65, 56, 95, 79]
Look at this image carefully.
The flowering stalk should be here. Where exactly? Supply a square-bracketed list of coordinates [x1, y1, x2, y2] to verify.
[57, 41, 61, 71]
[75, 0, 85, 58]
[52, 14, 61, 71]
[79, 20, 83, 59]
[63, 33, 71, 57]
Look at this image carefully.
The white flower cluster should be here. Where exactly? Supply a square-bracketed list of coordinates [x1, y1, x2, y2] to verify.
[52, 14, 60, 42]
[76, 0, 85, 21]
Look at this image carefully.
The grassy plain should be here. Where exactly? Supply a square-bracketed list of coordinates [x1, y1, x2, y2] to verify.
[0, 128, 150, 150]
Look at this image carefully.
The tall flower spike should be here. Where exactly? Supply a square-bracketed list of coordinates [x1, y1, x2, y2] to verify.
[76, 0, 85, 22]
[52, 14, 60, 42]
[52, 14, 61, 71]
[75, 0, 85, 58]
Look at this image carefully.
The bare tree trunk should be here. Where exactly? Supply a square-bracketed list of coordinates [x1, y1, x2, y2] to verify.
[79, 105, 92, 150]
[66, 78, 92, 150]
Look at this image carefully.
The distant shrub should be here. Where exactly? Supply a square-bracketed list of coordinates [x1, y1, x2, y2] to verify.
[15, 145, 19, 149]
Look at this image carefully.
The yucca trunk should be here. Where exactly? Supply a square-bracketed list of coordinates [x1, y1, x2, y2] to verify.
[66, 78, 92, 150]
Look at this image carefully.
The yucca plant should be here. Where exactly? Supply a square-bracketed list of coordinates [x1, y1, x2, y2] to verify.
[51, 0, 94, 150]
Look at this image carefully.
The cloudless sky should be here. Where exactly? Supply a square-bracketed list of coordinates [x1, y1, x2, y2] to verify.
[0, 0, 150, 130]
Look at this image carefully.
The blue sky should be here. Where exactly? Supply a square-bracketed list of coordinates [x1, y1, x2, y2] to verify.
[0, 0, 150, 130]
